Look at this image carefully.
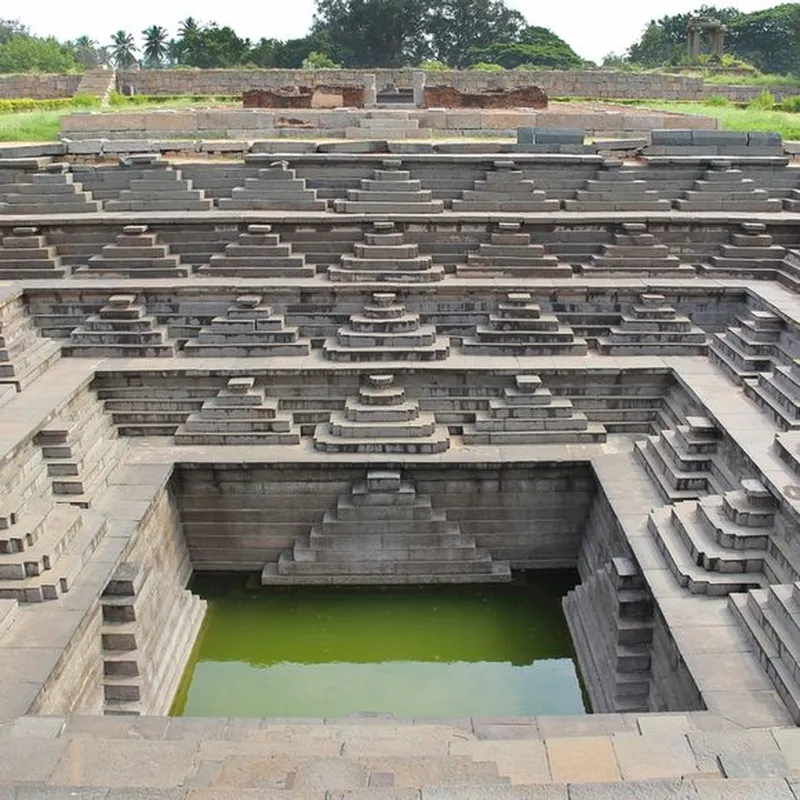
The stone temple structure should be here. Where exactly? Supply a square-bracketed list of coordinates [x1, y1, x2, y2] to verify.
[3, 126, 800, 797]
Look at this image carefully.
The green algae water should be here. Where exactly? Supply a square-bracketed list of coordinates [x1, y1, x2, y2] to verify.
[172, 572, 586, 718]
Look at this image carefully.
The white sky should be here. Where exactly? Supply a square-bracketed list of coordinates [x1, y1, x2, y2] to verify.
[13, 0, 783, 63]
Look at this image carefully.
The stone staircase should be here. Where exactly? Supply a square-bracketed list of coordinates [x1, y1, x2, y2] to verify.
[329, 221, 445, 282]
[313, 373, 451, 454]
[563, 557, 654, 713]
[100, 562, 206, 715]
[582, 222, 695, 277]
[182, 294, 311, 357]
[564, 161, 672, 211]
[456, 221, 572, 278]
[0, 226, 66, 279]
[74, 69, 115, 103]
[646, 479, 794, 595]
[451, 159, 559, 212]
[461, 292, 589, 356]
[103, 155, 213, 212]
[345, 109, 432, 139]
[64, 294, 176, 358]
[333, 159, 443, 213]
[462, 374, 607, 445]
[710, 307, 785, 384]
[196, 223, 315, 278]
[0, 295, 61, 390]
[174, 376, 300, 446]
[217, 158, 326, 210]
[75, 225, 188, 278]
[264, 469, 511, 585]
[744, 358, 800, 430]
[0, 163, 100, 215]
[675, 161, 782, 212]
[634, 416, 737, 503]
[596, 293, 708, 355]
[322, 292, 450, 362]
[729, 581, 800, 723]
[706, 221, 788, 276]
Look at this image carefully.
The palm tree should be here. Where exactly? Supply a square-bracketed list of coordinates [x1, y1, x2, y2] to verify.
[73, 35, 101, 68]
[178, 17, 200, 39]
[110, 30, 137, 69]
[142, 25, 169, 68]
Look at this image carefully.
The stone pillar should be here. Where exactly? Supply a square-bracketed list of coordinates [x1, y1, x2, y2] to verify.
[412, 70, 426, 107]
[364, 73, 377, 107]
[711, 26, 725, 56]
[687, 28, 701, 60]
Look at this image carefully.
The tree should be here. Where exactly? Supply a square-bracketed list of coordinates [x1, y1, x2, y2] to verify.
[174, 23, 251, 68]
[302, 50, 340, 68]
[0, 19, 28, 46]
[248, 37, 281, 68]
[178, 17, 200, 39]
[0, 34, 78, 72]
[110, 30, 137, 69]
[426, 0, 526, 68]
[141, 25, 169, 68]
[73, 35, 108, 68]
[727, 4, 800, 74]
[468, 34, 583, 71]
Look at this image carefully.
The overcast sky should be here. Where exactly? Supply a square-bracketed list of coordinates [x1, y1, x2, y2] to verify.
[16, 0, 782, 63]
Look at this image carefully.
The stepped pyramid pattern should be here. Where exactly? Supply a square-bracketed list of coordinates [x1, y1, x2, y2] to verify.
[730, 579, 800, 723]
[174, 377, 300, 445]
[263, 470, 511, 585]
[582, 222, 695, 277]
[744, 357, 800, 430]
[100, 562, 206, 715]
[0, 226, 65, 279]
[103, 155, 212, 212]
[708, 221, 788, 274]
[634, 416, 736, 503]
[463, 374, 607, 445]
[563, 557, 654, 713]
[0, 163, 99, 214]
[196, 224, 314, 278]
[0, 296, 61, 389]
[457, 222, 572, 278]
[323, 292, 449, 362]
[76, 225, 188, 278]
[35, 389, 126, 508]
[596, 293, 708, 355]
[313, 373, 450, 453]
[182, 294, 311, 357]
[461, 292, 588, 356]
[329, 221, 444, 283]
[710, 307, 785, 383]
[333, 159, 443, 213]
[564, 161, 671, 211]
[451, 159, 559, 212]
[648, 479, 789, 596]
[66, 294, 176, 358]
[675, 160, 782, 212]
[218, 159, 326, 211]
[345, 110, 433, 140]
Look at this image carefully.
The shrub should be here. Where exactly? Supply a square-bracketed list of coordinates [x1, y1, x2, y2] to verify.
[780, 95, 800, 113]
[301, 51, 340, 69]
[0, 96, 99, 112]
[468, 62, 505, 72]
[705, 95, 731, 107]
[419, 59, 449, 71]
[748, 89, 777, 109]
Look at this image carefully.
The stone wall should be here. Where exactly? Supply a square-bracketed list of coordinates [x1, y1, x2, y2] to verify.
[0, 73, 81, 99]
[423, 86, 548, 109]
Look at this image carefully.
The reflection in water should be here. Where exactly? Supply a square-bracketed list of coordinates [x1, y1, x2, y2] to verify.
[172, 572, 587, 718]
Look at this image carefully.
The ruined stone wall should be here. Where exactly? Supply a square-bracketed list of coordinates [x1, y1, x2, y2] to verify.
[0, 73, 81, 99]
[423, 85, 547, 109]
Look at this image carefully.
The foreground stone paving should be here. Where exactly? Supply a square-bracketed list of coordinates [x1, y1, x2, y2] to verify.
[4, 133, 800, 796]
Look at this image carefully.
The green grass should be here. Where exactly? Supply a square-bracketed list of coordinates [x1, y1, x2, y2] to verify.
[0, 110, 62, 141]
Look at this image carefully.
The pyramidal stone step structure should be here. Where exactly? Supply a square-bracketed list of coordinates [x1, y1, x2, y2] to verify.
[675, 160, 782, 212]
[456, 221, 572, 278]
[328, 221, 444, 283]
[744, 358, 800, 430]
[65, 294, 176, 358]
[647, 479, 790, 596]
[75, 225, 188, 278]
[462, 374, 607, 444]
[708, 221, 788, 275]
[710, 307, 785, 384]
[0, 295, 61, 390]
[451, 159, 560, 212]
[596, 293, 708, 355]
[333, 159, 444, 214]
[103, 154, 212, 212]
[262, 470, 511, 585]
[182, 294, 311, 357]
[564, 161, 671, 212]
[461, 292, 588, 356]
[323, 292, 450, 362]
[174, 377, 300, 445]
[634, 416, 736, 503]
[0, 226, 66, 279]
[582, 223, 696, 277]
[345, 110, 433, 140]
[0, 163, 100, 215]
[217, 158, 326, 211]
[196, 224, 315, 278]
[313, 373, 450, 454]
